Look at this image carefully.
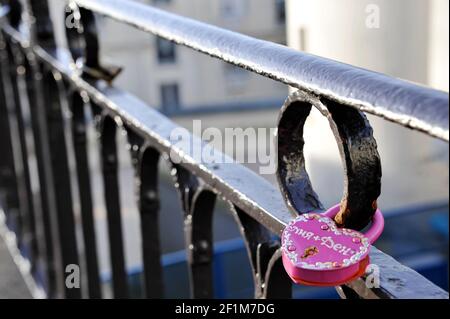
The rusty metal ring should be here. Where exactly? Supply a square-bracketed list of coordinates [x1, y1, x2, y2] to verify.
[64, 1, 99, 70]
[276, 90, 382, 230]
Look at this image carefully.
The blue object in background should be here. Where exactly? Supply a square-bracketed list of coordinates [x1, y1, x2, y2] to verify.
[108, 202, 449, 298]
[430, 214, 449, 239]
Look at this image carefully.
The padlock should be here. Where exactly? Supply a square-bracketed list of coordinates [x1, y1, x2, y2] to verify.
[281, 203, 384, 286]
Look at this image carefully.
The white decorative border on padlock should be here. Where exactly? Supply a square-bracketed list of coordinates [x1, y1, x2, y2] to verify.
[281, 213, 370, 270]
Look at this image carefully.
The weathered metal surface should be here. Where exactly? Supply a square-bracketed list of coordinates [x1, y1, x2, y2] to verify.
[6, 41, 40, 274]
[345, 247, 450, 299]
[73, 0, 449, 141]
[277, 91, 382, 230]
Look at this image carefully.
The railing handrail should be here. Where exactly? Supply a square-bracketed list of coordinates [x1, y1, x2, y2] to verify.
[73, 0, 449, 141]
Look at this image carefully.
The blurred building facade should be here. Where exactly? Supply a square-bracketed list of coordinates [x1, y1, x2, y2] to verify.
[97, 0, 288, 114]
[49, 0, 288, 113]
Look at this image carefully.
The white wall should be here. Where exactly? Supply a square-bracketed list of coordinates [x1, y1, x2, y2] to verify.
[428, 0, 449, 91]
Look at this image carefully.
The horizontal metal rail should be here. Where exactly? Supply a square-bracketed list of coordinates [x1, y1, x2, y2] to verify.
[74, 0, 449, 141]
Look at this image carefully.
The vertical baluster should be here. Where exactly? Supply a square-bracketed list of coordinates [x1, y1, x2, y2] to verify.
[336, 285, 362, 299]
[3, 41, 36, 262]
[15, 47, 57, 292]
[99, 115, 128, 298]
[42, 71, 80, 299]
[0, 37, 20, 232]
[21, 50, 58, 297]
[186, 189, 216, 298]
[0, 66, 10, 204]
[137, 145, 163, 298]
[12, 46, 40, 269]
[172, 165, 216, 298]
[27, 0, 61, 298]
[28, 0, 55, 45]
[70, 91, 101, 298]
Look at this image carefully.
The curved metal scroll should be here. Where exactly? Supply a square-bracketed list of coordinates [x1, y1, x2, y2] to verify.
[277, 90, 382, 230]
[230, 205, 291, 299]
[171, 164, 216, 299]
[98, 114, 128, 298]
[69, 90, 101, 298]
[126, 129, 164, 298]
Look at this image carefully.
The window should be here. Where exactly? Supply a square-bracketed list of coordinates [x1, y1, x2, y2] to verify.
[156, 37, 176, 64]
[223, 63, 251, 93]
[275, 0, 286, 24]
[220, 0, 247, 22]
[160, 84, 180, 112]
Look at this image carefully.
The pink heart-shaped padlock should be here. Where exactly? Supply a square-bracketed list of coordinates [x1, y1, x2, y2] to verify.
[281, 204, 384, 286]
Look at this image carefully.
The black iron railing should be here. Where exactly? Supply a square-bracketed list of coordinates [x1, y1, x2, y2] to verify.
[0, 0, 448, 299]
